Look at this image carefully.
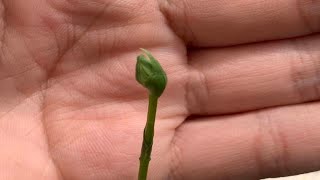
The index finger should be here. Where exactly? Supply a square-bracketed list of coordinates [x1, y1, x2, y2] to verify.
[160, 0, 320, 47]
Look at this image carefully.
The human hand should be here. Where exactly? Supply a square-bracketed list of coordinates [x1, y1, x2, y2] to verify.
[0, 0, 319, 179]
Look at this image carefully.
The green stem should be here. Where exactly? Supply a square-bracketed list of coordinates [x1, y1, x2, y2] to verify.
[138, 94, 158, 180]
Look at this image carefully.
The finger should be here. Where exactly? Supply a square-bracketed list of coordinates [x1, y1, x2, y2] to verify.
[160, 0, 320, 46]
[187, 34, 320, 115]
[170, 102, 320, 180]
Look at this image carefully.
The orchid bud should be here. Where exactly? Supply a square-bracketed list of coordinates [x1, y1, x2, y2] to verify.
[135, 49, 167, 97]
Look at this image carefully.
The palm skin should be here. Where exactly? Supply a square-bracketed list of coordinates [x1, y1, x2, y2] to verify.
[1, 0, 320, 180]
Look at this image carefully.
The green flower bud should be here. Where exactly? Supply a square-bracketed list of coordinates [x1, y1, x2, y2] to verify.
[136, 49, 167, 97]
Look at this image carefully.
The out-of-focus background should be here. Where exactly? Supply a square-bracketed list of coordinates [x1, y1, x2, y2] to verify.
[263, 171, 320, 180]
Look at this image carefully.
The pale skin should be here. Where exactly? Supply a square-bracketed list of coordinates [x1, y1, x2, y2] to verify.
[0, 0, 320, 179]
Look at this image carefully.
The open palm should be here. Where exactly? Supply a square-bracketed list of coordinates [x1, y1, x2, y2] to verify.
[1, 0, 319, 179]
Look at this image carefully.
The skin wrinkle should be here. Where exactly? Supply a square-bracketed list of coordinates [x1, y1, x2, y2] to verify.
[179, 0, 197, 46]
[39, 10, 138, 176]
[0, 0, 6, 56]
[185, 62, 210, 115]
[48, 0, 150, 29]
[1, 32, 52, 93]
[310, 56, 320, 98]
[0, 63, 39, 82]
[266, 113, 290, 177]
[42, 21, 168, 81]
[0, 83, 44, 121]
[315, 55, 320, 96]
[41, 86, 66, 180]
[0, 86, 61, 179]
[261, 111, 295, 177]
[158, 0, 197, 46]
[290, 41, 317, 102]
[168, 75, 188, 180]
[290, 38, 320, 102]
[34, 7, 85, 180]
[14, 38, 49, 96]
[35, 60, 65, 180]
[253, 121, 265, 178]
[46, 0, 110, 17]
[0, 20, 54, 180]
[0, 7, 56, 180]
[169, 66, 189, 178]
[302, 38, 320, 97]
[158, 1, 203, 178]
[41, 3, 161, 178]
[39, 16, 62, 72]
[150, 3, 190, 178]
[0, 100, 21, 119]
[43, 1, 114, 79]
[0, 36, 48, 95]
[166, 64, 188, 180]
[168, 125, 183, 180]
[296, 0, 320, 33]
[254, 110, 291, 179]
[296, 0, 313, 33]
[40, 49, 151, 121]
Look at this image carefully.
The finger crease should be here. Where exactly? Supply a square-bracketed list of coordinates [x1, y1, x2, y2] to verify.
[186, 63, 210, 115]
[254, 111, 291, 178]
[46, 1, 113, 79]
[157, 0, 198, 46]
[290, 39, 320, 102]
[0, 0, 7, 56]
[168, 127, 183, 180]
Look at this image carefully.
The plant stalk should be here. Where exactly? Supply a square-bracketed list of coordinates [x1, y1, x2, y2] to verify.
[138, 94, 158, 180]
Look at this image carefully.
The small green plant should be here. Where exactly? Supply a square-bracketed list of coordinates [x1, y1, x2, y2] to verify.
[136, 48, 167, 180]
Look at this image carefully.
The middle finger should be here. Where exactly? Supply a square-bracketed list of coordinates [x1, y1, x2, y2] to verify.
[187, 34, 320, 115]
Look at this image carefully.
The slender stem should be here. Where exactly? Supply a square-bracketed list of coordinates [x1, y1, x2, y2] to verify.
[138, 94, 158, 180]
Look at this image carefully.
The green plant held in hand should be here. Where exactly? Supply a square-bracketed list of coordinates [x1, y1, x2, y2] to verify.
[136, 49, 167, 180]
